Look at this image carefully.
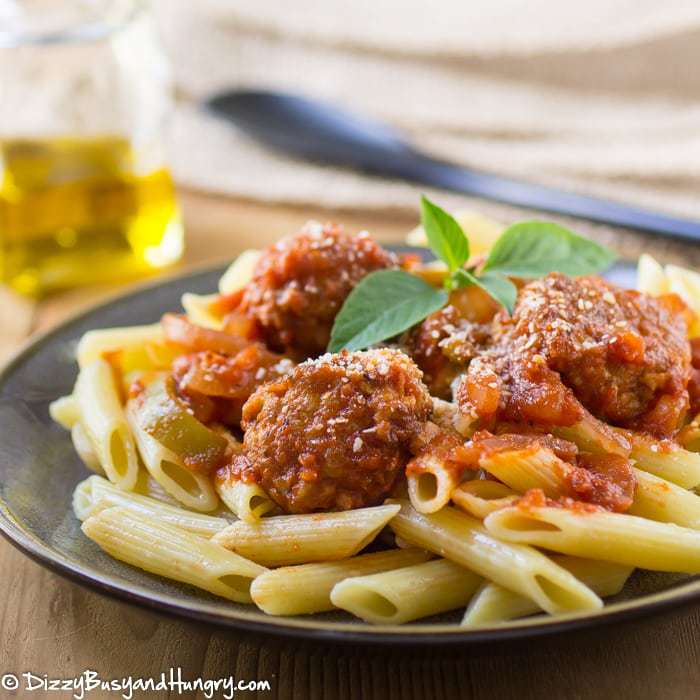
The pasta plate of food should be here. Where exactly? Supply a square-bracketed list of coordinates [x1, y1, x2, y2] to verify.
[3, 196, 700, 643]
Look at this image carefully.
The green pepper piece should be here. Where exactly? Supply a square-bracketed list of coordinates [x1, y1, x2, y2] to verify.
[136, 374, 228, 472]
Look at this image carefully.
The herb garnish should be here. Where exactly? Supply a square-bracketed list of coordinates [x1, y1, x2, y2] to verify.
[327, 196, 616, 352]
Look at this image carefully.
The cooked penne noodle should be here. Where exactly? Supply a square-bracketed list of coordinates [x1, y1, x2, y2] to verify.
[451, 480, 519, 519]
[481, 446, 700, 529]
[211, 504, 401, 567]
[139, 342, 184, 374]
[485, 505, 700, 572]
[82, 507, 266, 602]
[215, 478, 276, 523]
[251, 548, 431, 616]
[462, 556, 633, 626]
[665, 264, 700, 337]
[73, 478, 96, 521]
[76, 323, 165, 368]
[207, 430, 274, 522]
[636, 253, 670, 297]
[553, 411, 630, 456]
[218, 249, 261, 294]
[126, 410, 219, 512]
[388, 500, 602, 615]
[71, 422, 104, 474]
[479, 446, 567, 498]
[133, 469, 183, 506]
[331, 558, 482, 625]
[181, 293, 223, 330]
[411, 260, 449, 287]
[407, 453, 462, 514]
[49, 394, 80, 429]
[628, 468, 700, 529]
[75, 359, 139, 490]
[126, 402, 219, 512]
[629, 436, 700, 489]
[75, 475, 231, 537]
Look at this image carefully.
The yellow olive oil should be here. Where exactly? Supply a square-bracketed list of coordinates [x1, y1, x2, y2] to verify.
[0, 136, 184, 296]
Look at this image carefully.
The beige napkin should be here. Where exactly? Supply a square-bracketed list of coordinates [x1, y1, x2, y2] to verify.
[154, 0, 700, 222]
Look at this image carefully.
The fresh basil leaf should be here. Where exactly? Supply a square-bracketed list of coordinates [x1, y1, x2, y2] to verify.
[328, 270, 448, 352]
[483, 221, 616, 278]
[420, 196, 470, 273]
[454, 269, 517, 315]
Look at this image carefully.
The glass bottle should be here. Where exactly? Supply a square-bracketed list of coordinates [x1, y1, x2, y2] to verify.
[0, 0, 184, 296]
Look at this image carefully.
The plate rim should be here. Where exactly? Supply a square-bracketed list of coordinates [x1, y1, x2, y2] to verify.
[1, 260, 699, 646]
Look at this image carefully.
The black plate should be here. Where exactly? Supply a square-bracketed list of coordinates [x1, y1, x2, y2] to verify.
[2, 257, 699, 645]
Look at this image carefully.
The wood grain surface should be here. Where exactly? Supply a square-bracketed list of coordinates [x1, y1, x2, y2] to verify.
[1, 189, 699, 700]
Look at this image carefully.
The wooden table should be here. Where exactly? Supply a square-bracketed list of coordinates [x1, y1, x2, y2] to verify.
[2, 190, 700, 699]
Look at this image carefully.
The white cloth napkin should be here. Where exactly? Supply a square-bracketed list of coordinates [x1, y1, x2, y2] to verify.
[154, 0, 700, 219]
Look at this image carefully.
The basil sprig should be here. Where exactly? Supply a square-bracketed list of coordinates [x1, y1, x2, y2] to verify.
[328, 270, 448, 352]
[327, 196, 616, 352]
[482, 221, 616, 277]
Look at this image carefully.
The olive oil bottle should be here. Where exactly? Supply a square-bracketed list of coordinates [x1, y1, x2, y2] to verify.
[0, 136, 184, 296]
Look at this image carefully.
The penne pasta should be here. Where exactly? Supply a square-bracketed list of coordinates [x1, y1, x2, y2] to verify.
[133, 469, 183, 506]
[181, 293, 223, 330]
[251, 548, 431, 616]
[628, 468, 700, 529]
[71, 422, 104, 474]
[407, 453, 462, 514]
[218, 249, 261, 294]
[75, 475, 231, 537]
[666, 264, 700, 337]
[629, 436, 700, 489]
[331, 558, 482, 625]
[49, 394, 80, 429]
[484, 505, 700, 572]
[75, 359, 139, 490]
[207, 430, 275, 522]
[480, 446, 700, 530]
[451, 480, 519, 519]
[388, 500, 602, 615]
[211, 504, 401, 567]
[553, 411, 630, 457]
[636, 253, 670, 297]
[411, 260, 449, 287]
[73, 478, 96, 521]
[215, 478, 276, 523]
[82, 507, 266, 602]
[479, 446, 567, 498]
[76, 323, 165, 368]
[462, 556, 633, 626]
[126, 402, 219, 512]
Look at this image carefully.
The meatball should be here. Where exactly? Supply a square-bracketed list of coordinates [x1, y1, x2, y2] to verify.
[456, 273, 691, 437]
[240, 222, 397, 357]
[405, 304, 490, 399]
[235, 348, 432, 513]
